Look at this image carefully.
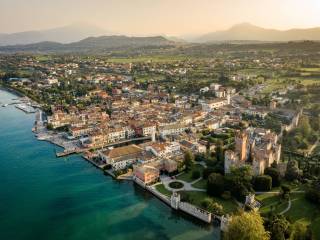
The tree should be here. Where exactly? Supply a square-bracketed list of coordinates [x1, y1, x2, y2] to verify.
[215, 144, 224, 162]
[291, 222, 313, 240]
[280, 184, 291, 200]
[203, 167, 215, 180]
[264, 167, 281, 187]
[299, 116, 312, 138]
[266, 214, 291, 240]
[253, 175, 272, 191]
[285, 160, 301, 181]
[224, 211, 270, 240]
[225, 166, 254, 201]
[309, 116, 320, 132]
[207, 173, 225, 197]
[305, 179, 320, 205]
[184, 151, 194, 171]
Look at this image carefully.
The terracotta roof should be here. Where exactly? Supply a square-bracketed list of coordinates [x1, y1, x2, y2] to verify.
[102, 144, 143, 159]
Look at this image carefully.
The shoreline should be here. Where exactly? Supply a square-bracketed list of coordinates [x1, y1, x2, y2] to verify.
[0, 85, 26, 98]
[0, 87, 218, 227]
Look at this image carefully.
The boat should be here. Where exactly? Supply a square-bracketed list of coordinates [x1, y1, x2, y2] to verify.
[2, 104, 8, 107]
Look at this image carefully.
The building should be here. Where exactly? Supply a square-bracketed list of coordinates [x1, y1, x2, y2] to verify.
[98, 144, 144, 170]
[225, 128, 281, 175]
[133, 165, 159, 185]
[201, 96, 230, 112]
[159, 124, 188, 137]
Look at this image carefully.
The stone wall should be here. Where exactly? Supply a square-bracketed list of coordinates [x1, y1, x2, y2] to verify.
[178, 201, 212, 223]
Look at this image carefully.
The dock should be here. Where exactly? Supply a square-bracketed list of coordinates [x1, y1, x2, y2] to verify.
[15, 104, 36, 113]
[56, 148, 87, 157]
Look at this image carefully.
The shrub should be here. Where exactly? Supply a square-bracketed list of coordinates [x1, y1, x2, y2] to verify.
[305, 180, 320, 205]
[169, 181, 184, 189]
[264, 167, 281, 187]
[203, 167, 215, 179]
[207, 173, 224, 197]
[253, 175, 272, 191]
[280, 184, 291, 199]
[285, 160, 301, 181]
[200, 198, 224, 215]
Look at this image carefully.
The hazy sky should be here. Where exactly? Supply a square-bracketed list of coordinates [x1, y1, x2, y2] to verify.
[1, 0, 320, 35]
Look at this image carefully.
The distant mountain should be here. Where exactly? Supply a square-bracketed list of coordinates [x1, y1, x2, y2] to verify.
[195, 23, 320, 43]
[0, 23, 112, 46]
[163, 36, 186, 43]
[0, 35, 175, 53]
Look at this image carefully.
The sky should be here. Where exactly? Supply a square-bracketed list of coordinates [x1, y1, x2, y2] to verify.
[1, 0, 320, 36]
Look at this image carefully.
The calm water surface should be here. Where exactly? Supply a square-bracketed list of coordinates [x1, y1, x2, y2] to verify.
[0, 89, 220, 240]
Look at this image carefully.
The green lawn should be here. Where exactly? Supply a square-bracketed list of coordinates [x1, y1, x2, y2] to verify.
[191, 179, 207, 189]
[180, 191, 238, 214]
[155, 184, 172, 197]
[176, 164, 205, 183]
[256, 193, 288, 215]
[285, 193, 320, 239]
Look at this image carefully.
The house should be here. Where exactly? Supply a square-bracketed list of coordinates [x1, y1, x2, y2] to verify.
[133, 165, 159, 185]
[146, 141, 181, 157]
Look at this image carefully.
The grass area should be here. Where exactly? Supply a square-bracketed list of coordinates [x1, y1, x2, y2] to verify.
[261, 79, 288, 94]
[176, 164, 205, 183]
[191, 179, 207, 189]
[299, 68, 320, 72]
[34, 55, 52, 62]
[155, 184, 172, 197]
[262, 76, 320, 94]
[270, 181, 307, 192]
[285, 193, 320, 239]
[256, 193, 288, 215]
[180, 191, 238, 214]
[134, 73, 165, 83]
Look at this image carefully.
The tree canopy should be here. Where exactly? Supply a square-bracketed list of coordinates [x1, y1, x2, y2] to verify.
[224, 211, 270, 240]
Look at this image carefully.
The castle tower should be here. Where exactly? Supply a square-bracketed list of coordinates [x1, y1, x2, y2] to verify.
[235, 130, 248, 162]
[170, 192, 180, 210]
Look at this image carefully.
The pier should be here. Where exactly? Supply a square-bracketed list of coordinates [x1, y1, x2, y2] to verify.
[56, 148, 87, 157]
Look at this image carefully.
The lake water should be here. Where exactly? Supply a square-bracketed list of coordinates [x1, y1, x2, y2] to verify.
[0, 89, 220, 240]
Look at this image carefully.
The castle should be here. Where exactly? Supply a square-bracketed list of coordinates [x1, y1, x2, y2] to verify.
[225, 127, 281, 175]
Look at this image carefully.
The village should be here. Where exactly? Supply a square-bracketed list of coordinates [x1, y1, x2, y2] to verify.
[28, 72, 302, 227]
[1, 48, 319, 237]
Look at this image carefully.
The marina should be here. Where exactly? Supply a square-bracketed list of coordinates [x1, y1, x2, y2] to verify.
[15, 103, 36, 113]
